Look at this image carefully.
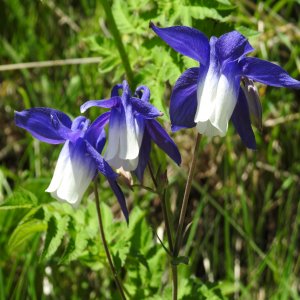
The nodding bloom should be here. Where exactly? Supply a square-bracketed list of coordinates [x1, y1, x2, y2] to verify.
[15, 108, 128, 221]
[81, 80, 181, 181]
[150, 23, 300, 149]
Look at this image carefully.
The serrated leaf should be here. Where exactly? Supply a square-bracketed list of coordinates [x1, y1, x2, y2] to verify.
[216, 0, 233, 5]
[127, 209, 152, 253]
[185, 5, 228, 21]
[0, 188, 38, 210]
[111, 238, 130, 269]
[8, 219, 46, 253]
[235, 26, 260, 38]
[99, 55, 121, 74]
[112, 0, 145, 34]
[41, 215, 70, 260]
[60, 231, 89, 263]
[100, 202, 114, 229]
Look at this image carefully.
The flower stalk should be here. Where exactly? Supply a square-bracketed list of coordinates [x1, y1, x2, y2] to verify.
[148, 163, 177, 300]
[94, 177, 127, 300]
[100, 0, 134, 87]
[173, 133, 202, 257]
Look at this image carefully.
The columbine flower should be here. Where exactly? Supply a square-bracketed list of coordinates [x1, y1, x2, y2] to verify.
[81, 80, 181, 181]
[15, 107, 128, 221]
[150, 23, 300, 149]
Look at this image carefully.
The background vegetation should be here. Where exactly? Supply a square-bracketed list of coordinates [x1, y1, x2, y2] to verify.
[1, 0, 300, 299]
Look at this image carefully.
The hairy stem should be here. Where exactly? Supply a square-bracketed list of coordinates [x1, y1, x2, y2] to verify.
[94, 178, 127, 300]
[100, 0, 134, 87]
[173, 133, 202, 257]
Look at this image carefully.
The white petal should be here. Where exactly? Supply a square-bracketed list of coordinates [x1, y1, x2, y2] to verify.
[106, 155, 139, 172]
[119, 106, 140, 160]
[196, 121, 224, 137]
[194, 42, 220, 124]
[104, 111, 120, 161]
[46, 142, 70, 193]
[209, 74, 238, 135]
[46, 142, 95, 207]
[194, 70, 219, 123]
[105, 105, 144, 171]
[134, 116, 145, 148]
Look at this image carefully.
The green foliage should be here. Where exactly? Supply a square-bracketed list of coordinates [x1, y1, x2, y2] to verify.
[1, 0, 300, 299]
[0, 188, 38, 210]
[41, 215, 70, 260]
[85, 0, 235, 116]
[8, 218, 46, 253]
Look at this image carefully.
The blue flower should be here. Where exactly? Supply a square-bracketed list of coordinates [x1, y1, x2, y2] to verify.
[150, 23, 300, 149]
[81, 80, 181, 181]
[15, 108, 128, 221]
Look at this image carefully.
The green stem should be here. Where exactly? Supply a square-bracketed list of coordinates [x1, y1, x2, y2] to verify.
[94, 178, 127, 300]
[173, 133, 202, 257]
[161, 189, 174, 253]
[171, 265, 178, 300]
[100, 0, 134, 87]
[148, 163, 177, 300]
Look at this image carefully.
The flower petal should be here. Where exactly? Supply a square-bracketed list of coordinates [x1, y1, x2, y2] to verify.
[80, 96, 121, 113]
[46, 142, 70, 194]
[111, 83, 123, 97]
[104, 108, 121, 161]
[170, 67, 199, 131]
[145, 119, 181, 165]
[134, 128, 152, 182]
[120, 80, 132, 105]
[240, 57, 300, 88]
[195, 58, 241, 137]
[15, 108, 73, 144]
[131, 97, 161, 119]
[241, 78, 262, 131]
[135, 85, 150, 102]
[71, 116, 89, 131]
[107, 155, 139, 171]
[231, 88, 256, 150]
[85, 140, 118, 180]
[150, 23, 210, 65]
[46, 139, 97, 207]
[215, 31, 254, 65]
[115, 115, 145, 171]
[86, 111, 110, 153]
[107, 178, 129, 223]
[119, 103, 141, 160]
[194, 38, 219, 124]
[209, 63, 240, 135]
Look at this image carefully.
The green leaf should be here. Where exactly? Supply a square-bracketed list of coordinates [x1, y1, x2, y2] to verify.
[60, 230, 89, 263]
[8, 219, 46, 253]
[184, 5, 228, 21]
[112, 0, 145, 34]
[41, 215, 70, 260]
[0, 188, 38, 210]
[235, 26, 261, 38]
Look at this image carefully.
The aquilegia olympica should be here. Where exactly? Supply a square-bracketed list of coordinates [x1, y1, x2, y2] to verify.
[15, 108, 128, 221]
[150, 23, 300, 149]
[81, 80, 181, 181]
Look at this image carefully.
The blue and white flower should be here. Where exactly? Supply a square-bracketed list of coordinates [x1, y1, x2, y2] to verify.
[15, 108, 128, 221]
[81, 80, 181, 181]
[150, 23, 300, 149]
